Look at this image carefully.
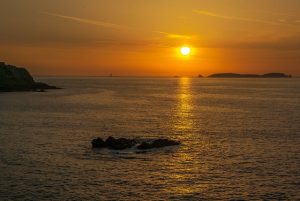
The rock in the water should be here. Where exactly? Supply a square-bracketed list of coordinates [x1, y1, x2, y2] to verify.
[91, 136, 137, 150]
[136, 142, 152, 150]
[152, 139, 180, 148]
[208, 72, 291, 78]
[137, 139, 180, 150]
[105, 136, 137, 150]
[91, 137, 180, 150]
[91, 138, 106, 148]
[33, 82, 60, 90]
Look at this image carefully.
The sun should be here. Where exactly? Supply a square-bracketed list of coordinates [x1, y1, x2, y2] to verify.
[180, 46, 191, 56]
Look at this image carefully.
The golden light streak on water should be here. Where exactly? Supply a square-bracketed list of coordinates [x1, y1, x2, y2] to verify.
[174, 77, 194, 132]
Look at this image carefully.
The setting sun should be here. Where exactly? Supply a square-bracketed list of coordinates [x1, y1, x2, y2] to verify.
[180, 46, 191, 56]
[0, 1, 299, 200]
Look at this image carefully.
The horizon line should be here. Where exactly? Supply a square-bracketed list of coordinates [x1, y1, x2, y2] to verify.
[33, 74, 299, 78]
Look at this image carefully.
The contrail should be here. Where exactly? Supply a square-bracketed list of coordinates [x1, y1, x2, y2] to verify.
[41, 11, 130, 30]
[194, 10, 297, 27]
[154, 31, 192, 39]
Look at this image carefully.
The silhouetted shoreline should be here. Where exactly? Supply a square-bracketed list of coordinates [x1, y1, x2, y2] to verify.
[208, 73, 292, 78]
[0, 62, 60, 92]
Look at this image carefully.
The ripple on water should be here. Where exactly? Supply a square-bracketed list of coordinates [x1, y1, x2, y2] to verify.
[0, 78, 299, 200]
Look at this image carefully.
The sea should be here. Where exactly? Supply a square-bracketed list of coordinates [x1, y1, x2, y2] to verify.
[0, 77, 299, 200]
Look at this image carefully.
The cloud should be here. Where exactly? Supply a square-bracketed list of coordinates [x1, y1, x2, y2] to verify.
[40, 12, 193, 44]
[256, 10, 298, 18]
[41, 11, 130, 30]
[155, 31, 192, 40]
[199, 34, 300, 50]
[240, 36, 300, 50]
[94, 38, 180, 49]
[95, 39, 153, 47]
[193, 10, 298, 27]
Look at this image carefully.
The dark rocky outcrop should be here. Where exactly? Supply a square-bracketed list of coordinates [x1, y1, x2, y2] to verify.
[91, 138, 106, 148]
[91, 137, 180, 150]
[261, 73, 292, 78]
[92, 137, 137, 150]
[105, 136, 137, 150]
[0, 61, 60, 92]
[208, 73, 291, 78]
[208, 73, 260, 78]
[137, 139, 181, 150]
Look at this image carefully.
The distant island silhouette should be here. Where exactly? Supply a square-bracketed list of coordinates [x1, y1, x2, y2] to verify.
[208, 73, 292, 78]
[0, 62, 60, 92]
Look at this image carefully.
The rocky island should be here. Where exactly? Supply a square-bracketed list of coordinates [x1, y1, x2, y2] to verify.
[0, 62, 59, 92]
[92, 136, 181, 150]
[208, 73, 292, 78]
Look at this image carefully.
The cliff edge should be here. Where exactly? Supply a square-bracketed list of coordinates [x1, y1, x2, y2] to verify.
[0, 62, 59, 92]
[208, 73, 292, 78]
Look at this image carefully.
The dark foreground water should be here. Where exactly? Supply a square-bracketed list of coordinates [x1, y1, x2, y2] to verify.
[0, 77, 299, 200]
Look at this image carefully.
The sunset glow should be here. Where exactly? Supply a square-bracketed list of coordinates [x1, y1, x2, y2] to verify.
[1, 1, 299, 200]
[0, 0, 300, 76]
[180, 47, 191, 56]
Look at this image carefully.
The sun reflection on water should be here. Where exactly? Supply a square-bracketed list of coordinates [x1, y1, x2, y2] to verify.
[163, 77, 209, 196]
[174, 77, 194, 132]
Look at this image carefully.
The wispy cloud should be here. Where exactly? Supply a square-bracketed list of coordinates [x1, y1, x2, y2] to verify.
[40, 11, 197, 48]
[41, 11, 130, 30]
[155, 31, 192, 40]
[193, 10, 297, 27]
[256, 10, 299, 18]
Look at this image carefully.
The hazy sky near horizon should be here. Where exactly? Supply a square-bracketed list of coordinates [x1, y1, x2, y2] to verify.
[1, 0, 300, 76]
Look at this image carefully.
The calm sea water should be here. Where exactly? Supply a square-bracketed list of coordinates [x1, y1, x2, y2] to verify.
[0, 77, 299, 200]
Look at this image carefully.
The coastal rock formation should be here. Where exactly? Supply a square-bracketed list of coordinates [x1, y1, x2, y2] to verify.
[0, 61, 59, 92]
[105, 136, 137, 150]
[92, 137, 137, 150]
[91, 136, 180, 150]
[137, 139, 181, 150]
[91, 138, 106, 148]
[262, 73, 292, 78]
[208, 73, 292, 78]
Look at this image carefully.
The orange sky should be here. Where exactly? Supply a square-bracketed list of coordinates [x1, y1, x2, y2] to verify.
[1, 0, 300, 76]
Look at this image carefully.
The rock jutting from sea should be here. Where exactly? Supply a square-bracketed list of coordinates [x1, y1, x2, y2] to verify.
[208, 73, 292, 78]
[0, 61, 60, 92]
[91, 136, 181, 150]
